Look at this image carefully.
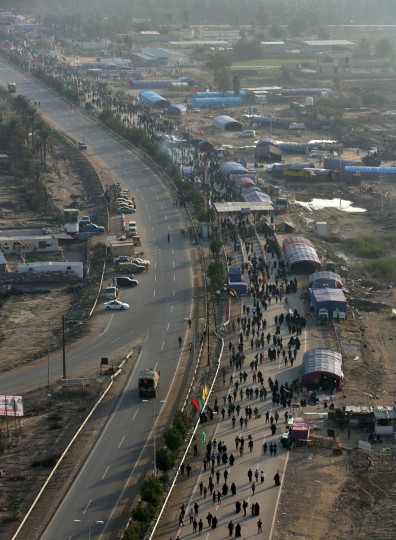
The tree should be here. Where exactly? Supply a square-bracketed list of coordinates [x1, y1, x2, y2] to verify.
[359, 38, 371, 52]
[156, 446, 175, 472]
[375, 38, 392, 57]
[206, 52, 232, 91]
[232, 75, 241, 96]
[140, 475, 164, 505]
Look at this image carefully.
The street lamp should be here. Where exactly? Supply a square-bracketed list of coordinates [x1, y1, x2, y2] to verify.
[44, 320, 51, 387]
[73, 519, 104, 540]
[142, 398, 166, 475]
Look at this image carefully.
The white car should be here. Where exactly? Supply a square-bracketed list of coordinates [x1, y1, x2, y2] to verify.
[104, 300, 130, 311]
[132, 257, 150, 268]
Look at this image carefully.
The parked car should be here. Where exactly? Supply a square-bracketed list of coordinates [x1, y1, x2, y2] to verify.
[78, 141, 87, 150]
[104, 300, 129, 310]
[79, 215, 91, 225]
[79, 223, 105, 234]
[118, 262, 146, 273]
[132, 257, 150, 268]
[117, 206, 136, 214]
[105, 286, 118, 300]
[113, 255, 130, 264]
[239, 130, 256, 138]
[114, 276, 139, 287]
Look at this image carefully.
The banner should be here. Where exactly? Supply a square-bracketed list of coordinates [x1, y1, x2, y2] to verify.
[0, 395, 24, 417]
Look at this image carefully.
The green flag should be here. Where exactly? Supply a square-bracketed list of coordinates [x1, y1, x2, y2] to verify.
[200, 427, 206, 444]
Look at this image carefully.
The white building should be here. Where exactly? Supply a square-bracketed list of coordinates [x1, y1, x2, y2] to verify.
[18, 261, 83, 279]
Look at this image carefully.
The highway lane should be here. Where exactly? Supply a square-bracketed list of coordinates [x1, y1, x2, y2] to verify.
[0, 62, 196, 538]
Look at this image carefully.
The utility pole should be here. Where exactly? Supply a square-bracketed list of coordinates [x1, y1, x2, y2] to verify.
[62, 315, 66, 379]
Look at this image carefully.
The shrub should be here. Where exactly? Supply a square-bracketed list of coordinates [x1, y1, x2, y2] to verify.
[131, 504, 156, 522]
[369, 258, 396, 280]
[140, 475, 164, 505]
[342, 236, 384, 258]
[156, 445, 176, 472]
[163, 425, 183, 451]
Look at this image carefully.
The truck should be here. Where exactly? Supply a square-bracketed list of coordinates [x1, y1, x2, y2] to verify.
[8, 82, 16, 93]
[138, 369, 160, 398]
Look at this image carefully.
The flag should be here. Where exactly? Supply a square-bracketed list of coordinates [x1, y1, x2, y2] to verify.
[228, 288, 238, 300]
[202, 384, 209, 400]
[192, 397, 200, 411]
[200, 427, 207, 444]
[199, 398, 204, 411]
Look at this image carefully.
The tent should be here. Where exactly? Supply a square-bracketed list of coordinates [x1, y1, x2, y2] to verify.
[310, 288, 347, 319]
[301, 348, 343, 390]
[308, 271, 343, 289]
[282, 236, 321, 270]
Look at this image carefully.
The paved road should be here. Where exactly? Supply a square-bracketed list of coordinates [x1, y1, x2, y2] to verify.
[0, 61, 195, 539]
[159, 284, 325, 540]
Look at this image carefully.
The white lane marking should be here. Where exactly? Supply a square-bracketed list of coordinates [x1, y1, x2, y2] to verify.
[152, 227, 154, 231]
[171, 305, 174, 312]
[161, 341, 165, 351]
[161, 204, 164, 209]
[153, 236, 155, 242]
[118, 436, 125, 449]
[102, 466, 109, 480]
[167, 322, 170, 331]
[111, 337, 120, 344]
[156, 195, 159, 200]
[148, 215, 151, 220]
[154, 261, 157, 269]
[83, 499, 92, 514]
[173, 274, 176, 282]
[172, 248, 174, 254]
[173, 261, 175, 268]
[173, 290, 175, 296]
[153, 289, 156, 297]
[154, 275, 157, 282]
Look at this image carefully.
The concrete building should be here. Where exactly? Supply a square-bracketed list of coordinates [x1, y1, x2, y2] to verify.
[18, 261, 83, 278]
[0, 233, 58, 254]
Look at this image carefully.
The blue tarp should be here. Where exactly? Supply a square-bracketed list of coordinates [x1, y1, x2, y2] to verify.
[308, 271, 342, 289]
[344, 166, 396, 174]
[220, 162, 249, 178]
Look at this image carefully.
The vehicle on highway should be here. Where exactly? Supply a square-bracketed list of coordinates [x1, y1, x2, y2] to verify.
[79, 223, 105, 233]
[8, 82, 16, 93]
[117, 206, 136, 214]
[104, 299, 129, 310]
[114, 276, 139, 287]
[78, 141, 87, 150]
[138, 368, 160, 398]
[113, 255, 130, 264]
[118, 261, 146, 273]
[132, 257, 150, 268]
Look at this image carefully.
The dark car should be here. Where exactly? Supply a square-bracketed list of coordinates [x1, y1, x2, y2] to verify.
[79, 223, 105, 234]
[127, 263, 145, 273]
[114, 276, 139, 287]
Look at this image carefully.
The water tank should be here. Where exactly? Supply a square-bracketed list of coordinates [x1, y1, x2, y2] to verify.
[306, 96, 314, 107]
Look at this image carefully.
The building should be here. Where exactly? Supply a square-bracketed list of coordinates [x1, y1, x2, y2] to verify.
[302, 40, 355, 54]
[109, 241, 135, 258]
[316, 51, 353, 75]
[18, 261, 83, 279]
[309, 288, 347, 320]
[0, 233, 58, 255]
[261, 41, 287, 55]
[164, 104, 187, 116]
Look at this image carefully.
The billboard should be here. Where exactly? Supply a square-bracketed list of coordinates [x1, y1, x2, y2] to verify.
[0, 395, 24, 417]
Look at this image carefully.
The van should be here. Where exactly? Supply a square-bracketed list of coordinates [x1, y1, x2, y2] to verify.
[239, 130, 256, 138]
[105, 286, 118, 300]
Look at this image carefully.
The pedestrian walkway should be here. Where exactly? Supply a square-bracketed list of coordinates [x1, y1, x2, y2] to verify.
[156, 281, 324, 540]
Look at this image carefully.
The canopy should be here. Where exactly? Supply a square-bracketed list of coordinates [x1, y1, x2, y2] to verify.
[301, 348, 343, 388]
[282, 236, 320, 269]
